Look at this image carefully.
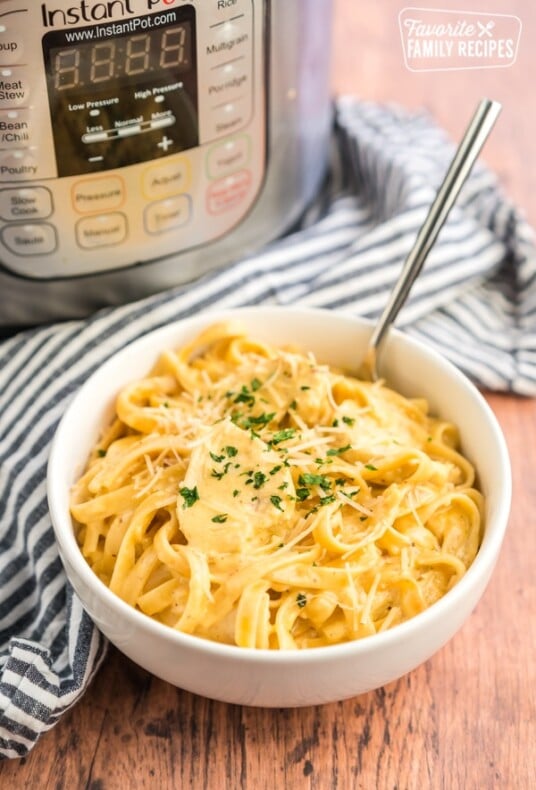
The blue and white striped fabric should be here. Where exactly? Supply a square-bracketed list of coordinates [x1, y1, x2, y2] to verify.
[1, 97, 535, 759]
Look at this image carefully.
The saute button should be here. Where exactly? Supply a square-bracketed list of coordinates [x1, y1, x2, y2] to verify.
[0, 186, 52, 221]
[207, 169, 252, 214]
[145, 195, 192, 235]
[1, 223, 57, 256]
[76, 213, 128, 249]
[207, 134, 251, 179]
[72, 176, 125, 214]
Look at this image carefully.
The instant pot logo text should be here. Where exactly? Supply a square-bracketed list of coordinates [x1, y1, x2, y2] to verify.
[41, 0, 184, 27]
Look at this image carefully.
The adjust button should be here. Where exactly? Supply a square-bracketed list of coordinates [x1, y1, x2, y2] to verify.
[1, 223, 57, 256]
[0, 186, 53, 221]
[144, 196, 192, 235]
[142, 157, 191, 201]
[76, 213, 128, 249]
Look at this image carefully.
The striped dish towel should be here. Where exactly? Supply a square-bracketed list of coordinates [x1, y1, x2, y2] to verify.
[1, 97, 535, 759]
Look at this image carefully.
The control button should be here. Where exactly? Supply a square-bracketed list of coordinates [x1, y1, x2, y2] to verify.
[0, 150, 39, 181]
[207, 134, 251, 180]
[144, 196, 192, 235]
[208, 61, 249, 101]
[150, 116, 175, 131]
[76, 213, 128, 249]
[0, 28, 25, 66]
[0, 186, 53, 221]
[206, 96, 251, 139]
[142, 158, 191, 200]
[117, 124, 141, 138]
[0, 68, 30, 106]
[0, 108, 31, 147]
[1, 223, 57, 256]
[207, 169, 252, 214]
[72, 176, 125, 215]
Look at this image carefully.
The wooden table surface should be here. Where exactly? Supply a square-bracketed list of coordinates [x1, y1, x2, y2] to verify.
[2, 1, 535, 787]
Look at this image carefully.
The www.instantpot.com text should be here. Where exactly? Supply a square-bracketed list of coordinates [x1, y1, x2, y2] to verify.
[64, 11, 177, 40]
[41, 1, 187, 28]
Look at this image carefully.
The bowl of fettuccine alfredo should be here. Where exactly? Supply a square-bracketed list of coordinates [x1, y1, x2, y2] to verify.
[47, 307, 511, 707]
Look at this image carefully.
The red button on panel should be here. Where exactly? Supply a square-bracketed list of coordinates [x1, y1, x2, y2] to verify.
[206, 169, 252, 215]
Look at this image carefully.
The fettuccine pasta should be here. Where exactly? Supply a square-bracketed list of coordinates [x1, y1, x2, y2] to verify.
[71, 321, 483, 649]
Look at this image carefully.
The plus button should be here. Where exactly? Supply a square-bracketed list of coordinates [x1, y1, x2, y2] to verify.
[157, 136, 173, 153]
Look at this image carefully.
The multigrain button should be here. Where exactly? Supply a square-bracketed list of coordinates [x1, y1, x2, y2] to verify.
[72, 176, 125, 214]
[1, 223, 57, 256]
[145, 195, 192, 235]
[76, 213, 128, 249]
[142, 158, 191, 200]
[0, 67, 30, 106]
[0, 186, 53, 221]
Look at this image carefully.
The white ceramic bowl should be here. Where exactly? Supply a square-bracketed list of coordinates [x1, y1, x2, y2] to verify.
[47, 307, 511, 707]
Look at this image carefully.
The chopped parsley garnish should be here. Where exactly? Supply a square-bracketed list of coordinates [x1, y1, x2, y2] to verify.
[271, 428, 297, 445]
[239, 412, 275, 429]
[232, 489, 240, 498]
[298, 473, 331, 490]
[251, 378, 262, 391]
[289, 399, 298, 410]
[364, 463, 378, 471]
[253, 471, 267, 489]
[327, 444, 352, 457]
[97, 448, 107, 458]
[211, 469, 225, 480]
[234, 385, 256, 407]
[210, 451, 225, 463]
[269, 465, 282, 476]
[296, 487, 310, 501]
[296, 593, 307, 608]
[332, 419, 339, 427]
[300, 385, 311, 391]
[342, 416, 355, 426]
[278, 482, 289, 491]
[163, 402, 169, 409]
[319, 494, 336, 506]
[270, 495, 284, 511]
[179, 486, 199, 508]
[225, 445, 238, 457]
[211, 513, 228, 523]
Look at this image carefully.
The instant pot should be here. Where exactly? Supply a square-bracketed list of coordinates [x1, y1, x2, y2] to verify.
[0, 0, 333, 326]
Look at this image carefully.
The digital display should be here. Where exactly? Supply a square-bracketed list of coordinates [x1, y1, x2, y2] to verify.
[42, 9, 198, 177]
[50, 25, 193, 92]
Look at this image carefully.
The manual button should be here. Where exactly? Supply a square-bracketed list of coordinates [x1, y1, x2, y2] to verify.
[1, 223, 57, 256]
[76, 213, 128, 249]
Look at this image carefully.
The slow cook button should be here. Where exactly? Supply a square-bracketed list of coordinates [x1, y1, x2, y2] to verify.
[145, 195, 192, 235]
[207, 134, 251, 180]
[207, 169, 252, 214]
[72, 176, 125, 215]
[0, 68, 30, 106]
[0, 186, 52, 221]
[76, 213, 128, 249]
[1, 222, 57, 256]
[142, 157, 191, 201]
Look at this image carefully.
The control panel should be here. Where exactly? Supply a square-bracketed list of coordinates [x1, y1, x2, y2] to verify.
[0, 0, 266, 278]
